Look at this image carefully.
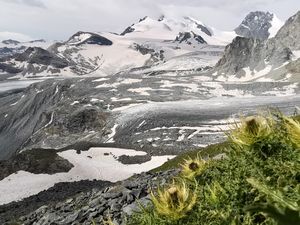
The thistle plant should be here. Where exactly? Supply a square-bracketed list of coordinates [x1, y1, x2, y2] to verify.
[150, 179, 197, 220]
[228, 115, 274, 148]
[180, 156, 208, 180]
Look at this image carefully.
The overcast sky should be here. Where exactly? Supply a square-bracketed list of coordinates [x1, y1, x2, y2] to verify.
[0, 0, 299, 41]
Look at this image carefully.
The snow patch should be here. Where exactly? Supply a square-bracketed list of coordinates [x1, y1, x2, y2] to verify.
[70, 101, 79, 106]
[106, 124, 118, 143]
[128, 87, 153, 96]
[0, 147, 175, 205]
[268, 14, 284, 38]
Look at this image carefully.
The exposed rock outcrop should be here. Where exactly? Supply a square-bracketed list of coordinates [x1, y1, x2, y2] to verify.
[214, 11, 300, 79]
[235, 11, 277, 40]
[175, 31, 206, 45]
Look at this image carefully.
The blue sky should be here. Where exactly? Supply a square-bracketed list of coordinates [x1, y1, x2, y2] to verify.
[0, 0, 299, 41]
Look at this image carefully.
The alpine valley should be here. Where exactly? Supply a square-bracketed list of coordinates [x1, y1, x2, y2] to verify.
[0, 10, 300, 225]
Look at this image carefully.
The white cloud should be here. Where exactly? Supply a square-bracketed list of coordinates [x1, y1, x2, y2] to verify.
[0, 31, 32, 42]
[1, 0, 45, 8]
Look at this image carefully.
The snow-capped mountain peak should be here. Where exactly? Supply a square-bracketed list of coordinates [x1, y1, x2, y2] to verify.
[65, 31, 113, 46]
[235, 11, 284, 40]
[120, 15, 234, 45]
[1, 11, 289, 79]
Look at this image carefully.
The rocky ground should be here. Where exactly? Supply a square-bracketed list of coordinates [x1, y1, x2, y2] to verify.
[1, 169, 179, 225]
[0, 179, 112, 224]
[0, 72, 300, 224]
[1, 73, 299, 160]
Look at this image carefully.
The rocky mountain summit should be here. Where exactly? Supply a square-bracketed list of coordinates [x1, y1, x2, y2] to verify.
[235, 11, 283, 40]
[214, 10, 300, 81]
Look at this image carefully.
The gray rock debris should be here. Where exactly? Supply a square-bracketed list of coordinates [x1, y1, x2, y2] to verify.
[15, 169, 179, 225]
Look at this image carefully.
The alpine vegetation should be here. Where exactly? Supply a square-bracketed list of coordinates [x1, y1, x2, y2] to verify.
[128, 112, 300, 225]
[150, 179, 198, 221]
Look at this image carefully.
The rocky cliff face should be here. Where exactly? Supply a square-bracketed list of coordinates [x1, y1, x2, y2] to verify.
[215, 36, 265, 75]
[235, 11, 274, 40]
[274, 11, 300, 50]
[214, 11, 299, 80]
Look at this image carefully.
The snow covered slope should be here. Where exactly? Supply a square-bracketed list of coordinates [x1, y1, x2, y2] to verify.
[0, 12, 286, 78]
[0, 15, 232, 77]
[121, 16, 236, 45]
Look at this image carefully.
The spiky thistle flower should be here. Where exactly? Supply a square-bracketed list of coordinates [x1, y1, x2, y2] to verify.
[228, 115, 274, 148]
[150, 179, 197, 220]
[180, 156, 208, 179]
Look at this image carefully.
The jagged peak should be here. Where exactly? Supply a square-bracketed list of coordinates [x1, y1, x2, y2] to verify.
[139, 16, 148, 23]
[235, 10, 283, 40]
[66, 31, 112, 46]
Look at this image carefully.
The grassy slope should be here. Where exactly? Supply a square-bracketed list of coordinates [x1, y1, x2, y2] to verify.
[152, 142, 229, 172]
[128, 113, 300, 225]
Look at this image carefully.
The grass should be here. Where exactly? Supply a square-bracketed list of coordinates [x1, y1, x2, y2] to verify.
[128, 111, 300, 225]
[152, 142, 229, 172]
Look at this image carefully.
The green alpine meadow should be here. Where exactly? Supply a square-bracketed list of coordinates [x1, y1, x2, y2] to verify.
[128, 112, 300, 225]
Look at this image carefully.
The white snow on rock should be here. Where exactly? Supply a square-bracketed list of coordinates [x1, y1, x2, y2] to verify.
[263, 83, 298, 96]
[124, 16, 235, 46]
[160, 80, 199, 92]
[217, 65, 273, 82]
[105, 124, 119, 143]
[292, 50, 300, 60]
[269, 14, 284, 38]
[128, 87, 153, 96]
[0, 147, 175, 205]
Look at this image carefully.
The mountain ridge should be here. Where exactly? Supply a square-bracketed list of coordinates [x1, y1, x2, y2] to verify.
[0, 11, 290, 80]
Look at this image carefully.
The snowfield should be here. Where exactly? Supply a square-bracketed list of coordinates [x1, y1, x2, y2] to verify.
[0, 147, 175, 205]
